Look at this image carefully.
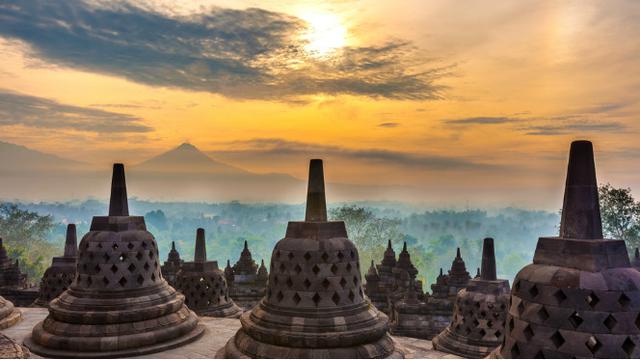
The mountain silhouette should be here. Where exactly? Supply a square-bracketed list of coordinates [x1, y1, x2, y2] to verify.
[135, 143, 247, 175]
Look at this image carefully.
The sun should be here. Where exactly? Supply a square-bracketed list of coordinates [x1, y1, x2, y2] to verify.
[299, 11, 347, 58]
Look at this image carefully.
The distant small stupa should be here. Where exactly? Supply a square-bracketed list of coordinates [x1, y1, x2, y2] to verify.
[33, 224, 78, 307]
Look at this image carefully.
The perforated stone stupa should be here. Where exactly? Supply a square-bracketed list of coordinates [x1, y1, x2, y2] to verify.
[433, 237, 510, 358]
[161, 241, 183, 287]
[223, 159, 405, 358]
[24, 164, 204, 358]
[33, 224, 78, 307]
[495, 140, 640, 358]
[175, 228, 242, 318]
[227, 240, 268, 310]
[0, 238, 26, 288]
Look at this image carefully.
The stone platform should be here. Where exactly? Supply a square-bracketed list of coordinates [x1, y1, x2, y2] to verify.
[3, 308, 458, 359]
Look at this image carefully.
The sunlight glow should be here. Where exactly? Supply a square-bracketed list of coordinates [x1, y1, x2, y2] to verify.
[299, 11, 347, 58]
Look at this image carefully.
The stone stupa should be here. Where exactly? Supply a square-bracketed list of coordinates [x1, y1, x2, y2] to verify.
[0, 238, 26, 288]
[228, 240, 268, 310]
[494, 140, 640, 358]
[222, 159, 405, 358]
[24, 164, 205, 358]
[161, 241, 183, 287]
[33, 224, 78, 307]
[174, 228, 242, 317]
[631, 248, 640, 270]
[433, 237, 510, 358]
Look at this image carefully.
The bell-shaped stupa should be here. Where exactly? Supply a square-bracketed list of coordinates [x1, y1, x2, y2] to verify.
[175, 228, 242, 317]
[433, 237, 510, 358]
[223, 159, 405, 358]
[161, 241, 183, 287]
[24, 164, 204, 358]
[495, 140, 640, 358]
[33, 224, 78, 307]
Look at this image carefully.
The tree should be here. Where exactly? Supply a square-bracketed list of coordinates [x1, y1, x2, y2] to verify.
[0, 203, 57, 283]
[599, 184, 640, 251]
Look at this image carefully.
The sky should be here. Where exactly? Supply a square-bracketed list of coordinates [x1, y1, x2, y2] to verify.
[0, 0, 639, 208]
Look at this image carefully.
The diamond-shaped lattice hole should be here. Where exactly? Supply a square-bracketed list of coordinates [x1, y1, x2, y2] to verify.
[619, 293, 631, 309]
[288, 252, 294, 260]
[94, 264, 100, 272]
[554, 289, 567, 304]
[568, 311, 583, 329]
[509, 318, 515, 332]
[473, 319, 480, 327]
[294, 264, 302, 274]
[322, 278, 331, 288]
[603, 314, 617, 330]
[332, 292, 340, 305]
[514, 280, 521, 292]
[103, 253, 110, 262]
[119, 254, 126, 261]
[340, 277, 347, 288]
[127, 242, 134, 250]
[495, 330, 502, 338]
[136, 252, 143, 260]
[487, 320, 494, 328]
[144, 262, 150, 271]
[293, 292, 301, 305]
[586, 292, 600, 308]
[151, 273, 156, 282]
[119, 276, 127, 287]
[275, 250, 281, 259]
[511, 343, 520, 357]
[479, 329, 486, 337]
[128, 263, 136, 272]
[538, 306, 549, 321]
[585, 336, 602, 355]
[273, 276, 279, 285]
[312, 292, 321, 306]
[337, 251, 344, 260]
[529, 284, 539, 298]
[313, 265, 320, 275]
[279, 263, 286, 273]
[304, 252, 311, 261]
[142, 242, 148, 249]
[112, 243, 119, 250]
[350, 250, 355, 259]
[346, 263, 352, 272]
[304, 278, 311, 288]
[137, 275, 144, 285]
[353, 276, 358, 285]
[330, 264, 338, 274]
[87, 276, 92, 286]
[622, 337, 635, 357]
[550, 331, 565, 349]
[276, 291, 284, 302]
[110, 264, 118, 274]
[348, 290, 355, 302]
[517, 301, 525, 315]
[102, 276, 109, 285]
[286, 277, 293, 288]
[321, 252, 329, 262]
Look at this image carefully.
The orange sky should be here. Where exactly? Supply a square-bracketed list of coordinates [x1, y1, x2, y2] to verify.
[0, 0, 638, 208]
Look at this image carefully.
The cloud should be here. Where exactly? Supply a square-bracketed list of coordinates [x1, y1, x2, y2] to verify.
[0, 89, 153, 133]
[377, 122, 400, 128]
[524, 121, 626, 136]
[445, 117, 517, 125]
[211, 138, 496, 171]
[0, 0, 446, 101]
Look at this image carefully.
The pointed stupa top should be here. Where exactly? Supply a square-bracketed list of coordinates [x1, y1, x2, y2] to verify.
[396, 241, 417, 277]
[63, 224, 77, 258]
[448, 247, 470, 285]
[559, 140, 603, 240]
[382, 239, 397, 267]
[366, 260, 380, 281]
[224, 259, 234, 281]
[257, 259, 268, 281]
[304, 159, 327, 222]
[167, 241, 181, 262]
[194, 228, 206, 263]
[108, 163, 129, 216]
[475, 268, 480, 278]
[233, 239, 258, 275]
[480, 237, 497, 281]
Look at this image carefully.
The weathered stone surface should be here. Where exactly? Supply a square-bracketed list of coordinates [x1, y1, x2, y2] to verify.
[0, 332, 28, 358]
[433, 238, 510, 358]
[23, 164, 204, 358]
[0, 238, 27, 289]
[223, 159, 404, 358]
[4, 307, 457, 359]
[0, 295, 22, 330]
[33, 224, 78, 307]
[494, 141, 640, 359]
[175, 228, 242, 318]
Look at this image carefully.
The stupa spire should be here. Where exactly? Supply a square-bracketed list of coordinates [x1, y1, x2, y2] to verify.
[194, 228, 206, 263]
[63, 224, 77, 258]
[304, 159, 327, 222]
[559, 140, 603, 239]
[108, 163, 129, 216]
[480, 237, 497, 281]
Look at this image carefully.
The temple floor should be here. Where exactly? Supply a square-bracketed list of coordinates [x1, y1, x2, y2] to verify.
[3, 308, 458, 359]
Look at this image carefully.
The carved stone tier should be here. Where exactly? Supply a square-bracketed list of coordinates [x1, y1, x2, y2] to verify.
[24, 164, 204, 358]
[161, 241, 183, 287]
[0, 333, 28, 358]
[0, 238, 27, 288]
[0, 296, 22, 330]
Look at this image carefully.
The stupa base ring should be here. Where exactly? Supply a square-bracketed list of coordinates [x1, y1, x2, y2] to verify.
[198, 303, 243, 318]
[0, 308, 22, 330]
[23, 322, 206, 358]
[432, 326, 500, 359]
[222, 328, 405, 359]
